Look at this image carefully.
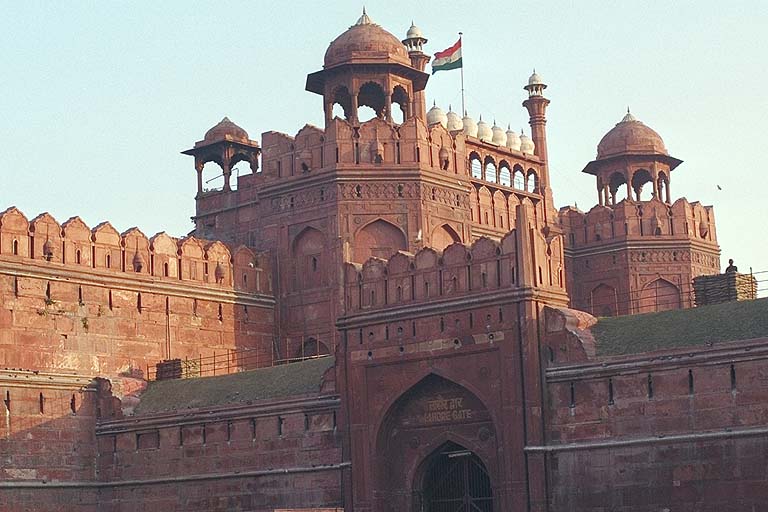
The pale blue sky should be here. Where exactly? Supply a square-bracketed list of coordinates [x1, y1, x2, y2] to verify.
[0, 1, 766, 286]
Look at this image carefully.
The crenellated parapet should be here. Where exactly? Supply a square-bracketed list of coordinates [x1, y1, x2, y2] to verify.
[559, 196, 718, 250]
[0, 206, 273, 296]
[343, 214, 567, 314]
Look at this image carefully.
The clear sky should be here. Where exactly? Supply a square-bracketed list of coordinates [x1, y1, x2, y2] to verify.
[1, 1, 766, 287]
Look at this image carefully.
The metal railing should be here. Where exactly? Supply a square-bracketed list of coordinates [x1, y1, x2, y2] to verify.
[147, 347, 330, 381]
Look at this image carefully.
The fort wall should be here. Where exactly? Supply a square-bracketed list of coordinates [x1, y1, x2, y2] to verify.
[541, 313, 768, 511]
[0, 207, 276, 382]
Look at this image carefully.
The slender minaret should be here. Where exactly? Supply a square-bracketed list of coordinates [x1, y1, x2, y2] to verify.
[522, 70, 554, 225]
[402, 22, 430, 121]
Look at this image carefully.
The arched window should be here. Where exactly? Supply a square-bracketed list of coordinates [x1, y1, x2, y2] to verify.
[484, 157, 497, 183]
[513, 166, 525, 189]
[608, 171, 628, 203]
[526, 170, 538, 193]
[469, 153, 482, 179]
[631, 169, 653, 201]
[358, 82, 386, 121]
[331, 86, 352, 120]
[391, 85, 409, 124]
[12, 239, 18, 255]
[499, 164, 511, 187]
[201, 161, 225, 192]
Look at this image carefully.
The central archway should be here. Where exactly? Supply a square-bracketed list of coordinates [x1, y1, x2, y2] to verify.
[416, 441, 493, 512]
[373, 373, 497, 512]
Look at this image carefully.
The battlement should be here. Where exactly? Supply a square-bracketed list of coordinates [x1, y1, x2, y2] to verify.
[558, 196, 717, 250]
[199, 115, 545, 193]
[0, 206, 273, 296]
[343, 217, 566, 314]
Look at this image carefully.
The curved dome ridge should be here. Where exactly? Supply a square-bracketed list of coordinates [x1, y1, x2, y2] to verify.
[596, 112, 668, 159]
[324, 11, 411, 68]
[204, 117, 249, 143]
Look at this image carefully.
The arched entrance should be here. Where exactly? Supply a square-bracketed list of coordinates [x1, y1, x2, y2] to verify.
[416, 441, 493, 512]
[373, 374, 497, 512]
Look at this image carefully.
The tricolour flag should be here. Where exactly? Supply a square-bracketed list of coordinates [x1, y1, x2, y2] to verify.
[432, 38, 462, 75]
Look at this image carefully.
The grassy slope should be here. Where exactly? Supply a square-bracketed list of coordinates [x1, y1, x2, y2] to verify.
[135, 356, 335, 415]
[592, 298, 768, 357]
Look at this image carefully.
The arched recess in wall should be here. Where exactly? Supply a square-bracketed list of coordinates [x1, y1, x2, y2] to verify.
[374, 373, 496, 512]
[590, 283, 618, 317]
[431, 224, 462, 251]
[292, 227, 326, 290]
[638, 278, 681, 313]
[352, 219, 407, 263]
[294, 337, 331, 359]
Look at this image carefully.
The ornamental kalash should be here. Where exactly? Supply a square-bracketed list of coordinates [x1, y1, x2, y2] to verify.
[3, 10, 765, 512]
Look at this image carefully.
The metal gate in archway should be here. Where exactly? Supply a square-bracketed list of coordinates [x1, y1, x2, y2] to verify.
[419, 444, 493, 512]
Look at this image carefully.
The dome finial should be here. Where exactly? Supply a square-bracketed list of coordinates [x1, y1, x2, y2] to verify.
[621, 108, 637, 123]
[356, 7, 372, 25]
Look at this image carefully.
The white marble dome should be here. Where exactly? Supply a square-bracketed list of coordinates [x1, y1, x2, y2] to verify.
[528, 70, 545, 86]
[491, 121, 506, 145]
[426, 102, 448, 128]
[520, 130, 535, 155]
[506, 125, 521, 151]
[476, 116, 493, 142]
[462, 113, 478, 137]
[446, 107, 463, 132]
[406, 23, 423, 39]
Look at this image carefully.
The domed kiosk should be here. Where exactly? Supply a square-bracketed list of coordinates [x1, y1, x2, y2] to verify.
[306, 9, 431, 124]
[582, 110, 682, 205]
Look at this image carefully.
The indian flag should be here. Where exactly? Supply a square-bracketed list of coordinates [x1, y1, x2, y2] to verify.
[432, 38, 462, 74]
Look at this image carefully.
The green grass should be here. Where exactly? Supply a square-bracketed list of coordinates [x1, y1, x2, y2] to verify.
[135, 356, 335, 415]
[592, 298, 768, 357]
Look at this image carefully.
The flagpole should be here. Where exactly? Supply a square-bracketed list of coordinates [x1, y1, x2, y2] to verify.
[459, 32, 465, 116]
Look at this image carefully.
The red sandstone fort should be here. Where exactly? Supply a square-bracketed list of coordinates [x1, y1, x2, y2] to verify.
[0, 11, 765, 512]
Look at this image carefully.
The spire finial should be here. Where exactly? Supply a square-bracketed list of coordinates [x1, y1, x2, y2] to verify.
[627, 106, 631, 114]
[356, 7, 372, 25]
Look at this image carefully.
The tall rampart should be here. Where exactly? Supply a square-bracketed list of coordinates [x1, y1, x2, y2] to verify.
[0, 206, 276, 383]
[540, 306, 768, 510]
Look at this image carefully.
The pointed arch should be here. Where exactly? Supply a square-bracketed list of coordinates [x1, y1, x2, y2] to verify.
[590, 283, 618, 317]
[639, 278, 681, 313]
[372, 372, 498, 511]
[292, 226, 326, 290]
[431, 224, 462, 251]
[352, 218, 407, 263]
